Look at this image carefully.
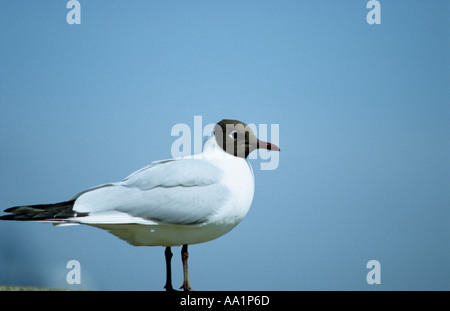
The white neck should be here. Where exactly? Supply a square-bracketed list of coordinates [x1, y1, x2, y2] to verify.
[201, 135, 236, 160]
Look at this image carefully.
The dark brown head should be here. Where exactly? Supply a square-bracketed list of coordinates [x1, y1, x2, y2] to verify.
[214, 119, 280, 158]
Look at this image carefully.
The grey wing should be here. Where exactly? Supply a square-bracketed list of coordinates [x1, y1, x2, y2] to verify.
[72, 159, 230, 225]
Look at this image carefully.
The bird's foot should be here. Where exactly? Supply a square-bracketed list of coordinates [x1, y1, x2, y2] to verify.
[164, 284, 179, 292]
[180, 284, 194, 291]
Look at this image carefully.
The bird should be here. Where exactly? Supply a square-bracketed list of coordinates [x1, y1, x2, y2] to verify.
[0, 119, 280, 291]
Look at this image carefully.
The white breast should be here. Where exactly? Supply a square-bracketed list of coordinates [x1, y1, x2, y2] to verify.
[199, 137, 255, 226]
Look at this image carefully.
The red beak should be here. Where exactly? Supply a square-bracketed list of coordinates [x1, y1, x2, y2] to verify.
[256, 140, 280, 152]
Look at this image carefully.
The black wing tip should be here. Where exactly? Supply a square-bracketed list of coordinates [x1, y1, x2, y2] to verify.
[0, 214, 16, 221]
[1, 200, 78, 221]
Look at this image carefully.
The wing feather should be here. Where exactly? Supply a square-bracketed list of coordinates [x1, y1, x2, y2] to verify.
[73, 159, 229, 225]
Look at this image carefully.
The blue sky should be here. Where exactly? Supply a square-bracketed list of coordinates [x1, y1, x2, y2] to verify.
[0, 0, 448, 290]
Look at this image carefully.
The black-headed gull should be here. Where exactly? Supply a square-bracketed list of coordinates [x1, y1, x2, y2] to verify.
[1, 119, 280, 290]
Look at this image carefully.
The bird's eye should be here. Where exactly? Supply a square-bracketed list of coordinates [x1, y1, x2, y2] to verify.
[229, 131, 238, 139]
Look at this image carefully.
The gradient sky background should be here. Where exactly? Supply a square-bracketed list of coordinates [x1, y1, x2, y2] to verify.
[0, 1, 448, 290]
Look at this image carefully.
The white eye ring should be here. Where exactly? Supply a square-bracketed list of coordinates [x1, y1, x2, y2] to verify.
[229, 130, 238, 139]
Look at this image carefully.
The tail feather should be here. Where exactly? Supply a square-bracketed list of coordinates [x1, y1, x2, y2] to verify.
[0, 200, 87, 221]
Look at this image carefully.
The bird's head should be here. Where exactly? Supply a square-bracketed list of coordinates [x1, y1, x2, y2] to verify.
[214, 119, 280, 158]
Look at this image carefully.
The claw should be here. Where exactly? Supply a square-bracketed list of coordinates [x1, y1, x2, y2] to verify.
[164, 285, 179, 292]
[180, 284, 194, 291]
